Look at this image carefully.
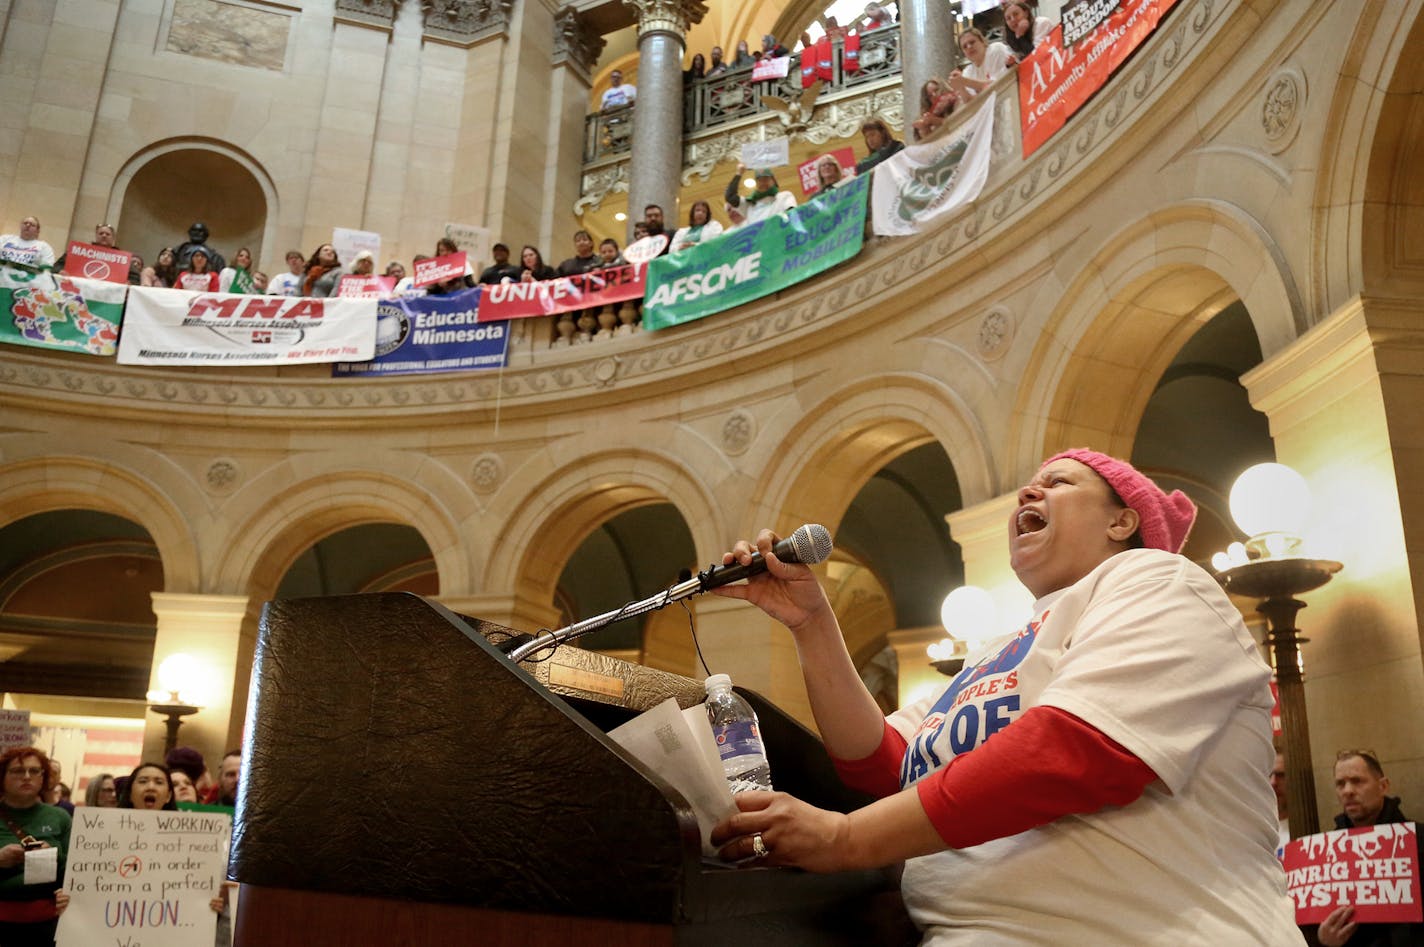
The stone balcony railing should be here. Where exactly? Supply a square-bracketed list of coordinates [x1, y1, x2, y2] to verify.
[1, 0, 1225, 420]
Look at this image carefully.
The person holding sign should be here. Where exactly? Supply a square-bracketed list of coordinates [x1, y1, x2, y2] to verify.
[1307, 751, 1419, 947]
[709, 450, 1303, 943]
[0, 746, 71, 945]
[117, 763, 177, 812]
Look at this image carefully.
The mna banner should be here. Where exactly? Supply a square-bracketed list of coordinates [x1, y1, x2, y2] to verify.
[0, 264, 125, 356]
[334, 287, 508, 376]
[1019, 0, 1181, 157]
[118, 287, 375, 366]
[1283, 823, 1422, 925]
[871, 93, 996, 237]
[642, 173, 869, 332]
[476, 262, 647, 322]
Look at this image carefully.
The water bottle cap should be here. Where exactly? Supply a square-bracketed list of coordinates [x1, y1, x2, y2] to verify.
[704, 673, 732, 693]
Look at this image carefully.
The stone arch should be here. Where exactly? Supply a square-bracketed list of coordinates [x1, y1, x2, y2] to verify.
[209, 462, 470, 599]
[1313, 3, 1424, 307]
[1009, 201, 1302, 482]
[486, 448, 725, 612]
[109, 138, 278, 270]
[744, 374, 996, 537]
[0, 445, 202, 592]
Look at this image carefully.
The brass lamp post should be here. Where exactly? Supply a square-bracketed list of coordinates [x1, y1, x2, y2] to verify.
[1213, 463, 1340, 839]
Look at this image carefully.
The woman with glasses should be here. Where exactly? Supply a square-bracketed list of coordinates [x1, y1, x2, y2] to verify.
[0, 746, 71, 945]
[81, 774, 117, 808]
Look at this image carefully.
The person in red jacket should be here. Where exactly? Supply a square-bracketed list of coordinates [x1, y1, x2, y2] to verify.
[710, 449, 1303, 943]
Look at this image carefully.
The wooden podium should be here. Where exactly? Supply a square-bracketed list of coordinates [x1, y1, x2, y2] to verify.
[231, 593, 914, 945]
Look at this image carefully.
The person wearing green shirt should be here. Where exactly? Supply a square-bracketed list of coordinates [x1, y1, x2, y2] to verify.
[0, 746, 71, 945]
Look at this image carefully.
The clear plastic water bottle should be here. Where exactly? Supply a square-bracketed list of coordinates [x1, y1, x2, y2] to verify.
[704, 674, 773, 793]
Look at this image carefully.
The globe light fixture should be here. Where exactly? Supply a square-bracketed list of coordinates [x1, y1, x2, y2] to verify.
[1214, 462, 1341, 838]
[147, 652, 206, 755]
[930, 585, 1000, 675]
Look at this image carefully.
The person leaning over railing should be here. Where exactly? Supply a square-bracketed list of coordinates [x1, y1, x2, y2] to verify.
[854, 118, 905, 175]
[670, 201, 724, 254]
[949, 27, 1013, 100]
[813, 155, 855, 194]
[1004, 0, 1057, 59]
[912, 78, 959, 141]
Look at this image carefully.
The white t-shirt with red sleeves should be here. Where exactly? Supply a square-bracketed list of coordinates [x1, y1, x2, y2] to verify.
[888, 549, 1302, 946]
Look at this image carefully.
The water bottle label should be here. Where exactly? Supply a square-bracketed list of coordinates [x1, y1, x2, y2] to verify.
[713, 720, 762, 761]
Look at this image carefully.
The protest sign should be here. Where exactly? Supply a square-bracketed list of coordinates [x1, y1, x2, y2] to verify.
[337, 275, 396, 298]
[414, 252, 467, 288]
[118, 287, 375, 366]
[752, 56, 790, 81]
[334, 287, 508, 376]
[0, 708, 30, 748]
[0, 265, 125, 356]
[477, 263, 646, 322]
[642, 173, 868, 332]
[622, 235, 668, 264]
[443, 223, 492, 270]
[332, 227, 380, 271]
[62, 241, 133, 284]
[57, 807, 231, 947]
[1283, 823, 1422, 925]
[1062, 0, 1123, 45]
[871, 93, 996, 237]
[741, 138, 790, 171]
[1018, 0, 1182, 156]
[797, 147, 858, 196]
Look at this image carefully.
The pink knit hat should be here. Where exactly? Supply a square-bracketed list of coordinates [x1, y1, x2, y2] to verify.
[1044, 449, 1197, 554]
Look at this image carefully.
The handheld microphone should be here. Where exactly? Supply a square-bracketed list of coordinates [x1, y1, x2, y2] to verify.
[693, 523, 834, 592]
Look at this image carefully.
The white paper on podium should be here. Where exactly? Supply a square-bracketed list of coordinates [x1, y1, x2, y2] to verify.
[608, 698, 737, 856]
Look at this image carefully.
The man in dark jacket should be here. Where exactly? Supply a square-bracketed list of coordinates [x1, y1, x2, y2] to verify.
[1306, 751, 1418, 947]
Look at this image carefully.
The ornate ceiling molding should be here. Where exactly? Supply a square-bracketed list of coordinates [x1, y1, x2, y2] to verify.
[334, 0, 401, 30]
[621, 0, 706, 38]
[552, 7, 605, 83]
[421, 0, 515, 46]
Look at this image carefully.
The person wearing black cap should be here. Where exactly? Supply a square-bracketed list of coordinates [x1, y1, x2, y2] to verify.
[478, 243, 522, 284]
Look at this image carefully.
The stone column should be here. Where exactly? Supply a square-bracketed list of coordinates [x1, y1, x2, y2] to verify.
[898, 0, 961, 129]
[622, 0, 707, 240]
[1240, 296, 1424, 826]
[145, 593, 251, 773]
[946, 492, 1024, 617]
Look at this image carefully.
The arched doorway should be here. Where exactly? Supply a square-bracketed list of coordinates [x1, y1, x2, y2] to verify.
[115, 146, 270, 271]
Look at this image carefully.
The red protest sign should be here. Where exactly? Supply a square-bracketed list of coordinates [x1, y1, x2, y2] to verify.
[477, 263, 647, 322]
[337, 275, 395, 298]
[1284, 824, 1422, 925]
[797, 147, 858, 196]
[414, 251, 467, 287]
[1018, 0, 1182, 157]
[63, 241, 133, 284]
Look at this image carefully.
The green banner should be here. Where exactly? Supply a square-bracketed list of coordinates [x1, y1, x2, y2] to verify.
[0, 264, 126, 356]
[642, 173, 869, 331]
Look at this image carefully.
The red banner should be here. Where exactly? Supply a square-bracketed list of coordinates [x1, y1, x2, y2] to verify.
[337, 275, 395, 298]
[1283, 824, 1422, 925]
[414, 251, 467, 288]
[797, 147, 858, 196]
[476, 262, 646, 322]
[1018, 0, 1181, 157]
[62, 241, 132, 284]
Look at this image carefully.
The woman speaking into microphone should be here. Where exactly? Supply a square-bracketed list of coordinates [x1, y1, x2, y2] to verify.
[710, 450, 1302, 944]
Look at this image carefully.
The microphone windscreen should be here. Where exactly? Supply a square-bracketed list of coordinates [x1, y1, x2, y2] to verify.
[783, 523, 833, 565]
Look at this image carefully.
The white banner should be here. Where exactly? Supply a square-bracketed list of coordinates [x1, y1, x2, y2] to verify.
[57, 807, 231, 947]
[871, 92, 997, 237]
[117, 287, 376, 366]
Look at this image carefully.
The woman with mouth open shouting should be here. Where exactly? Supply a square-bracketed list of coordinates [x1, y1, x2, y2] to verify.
[710, 449, 1303, 944]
